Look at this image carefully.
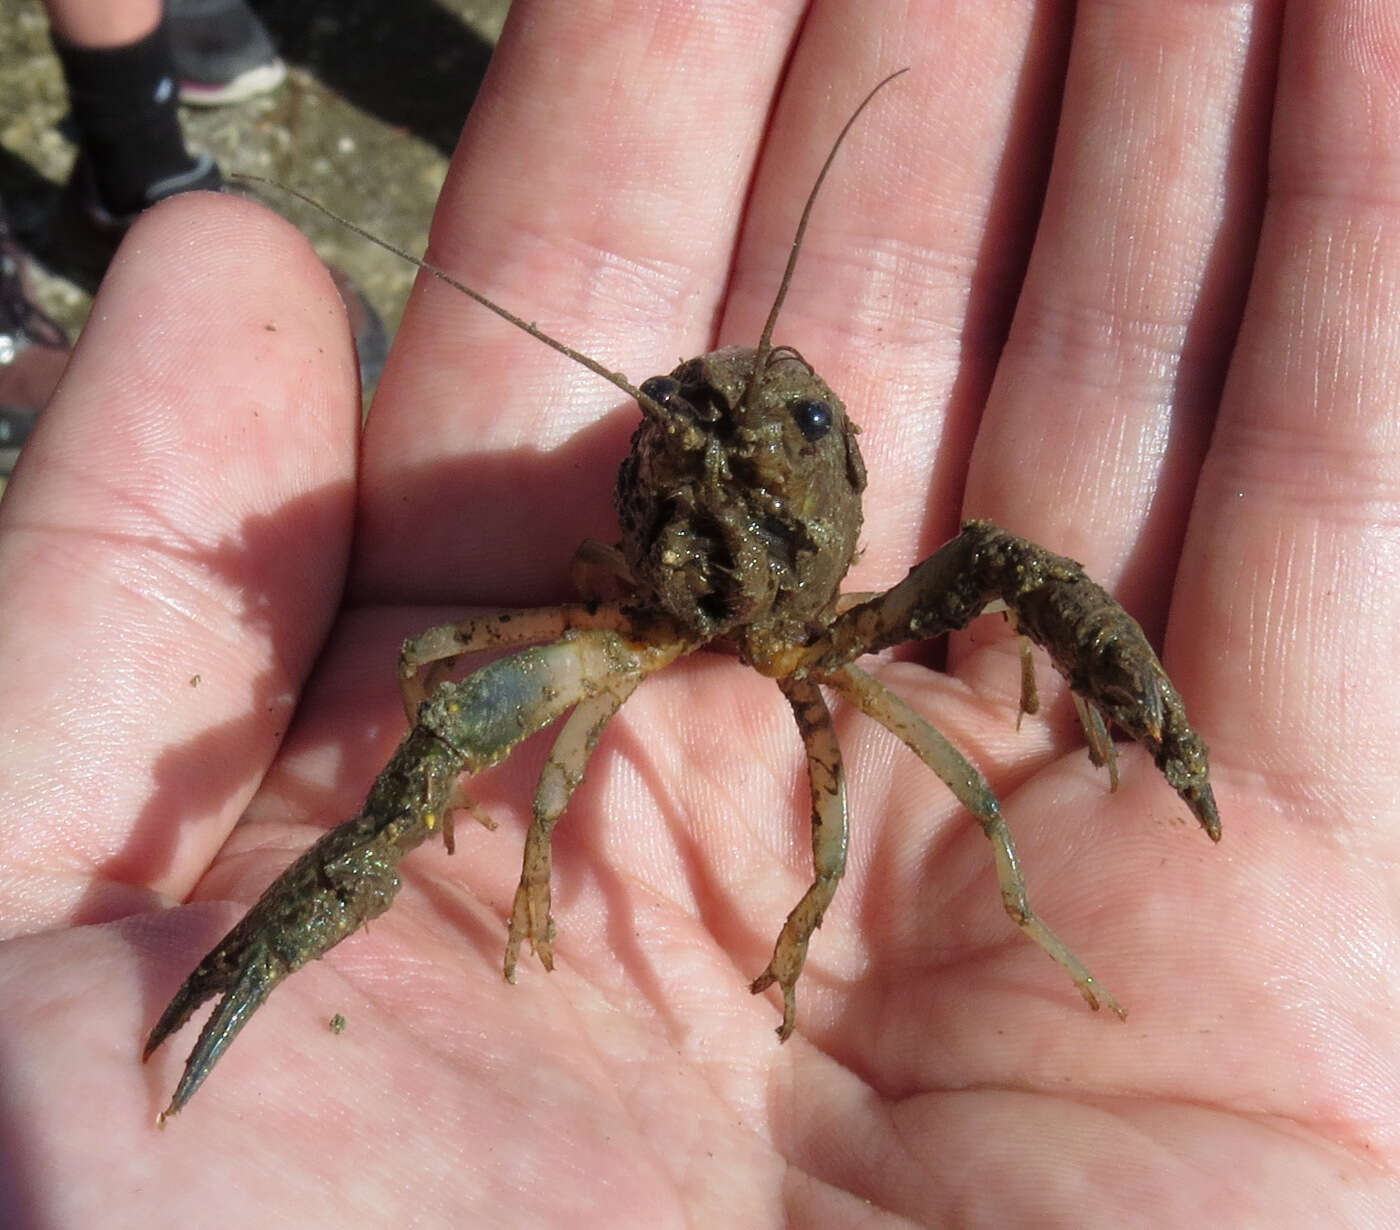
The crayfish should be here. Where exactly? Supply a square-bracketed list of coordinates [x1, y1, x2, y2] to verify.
[145, 71, 1219, 1122]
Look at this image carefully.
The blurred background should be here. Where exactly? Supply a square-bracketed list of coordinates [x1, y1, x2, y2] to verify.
[1, 0, 512, 352]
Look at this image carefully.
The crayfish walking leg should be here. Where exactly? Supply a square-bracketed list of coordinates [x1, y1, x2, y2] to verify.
[750, 677, 850, 1039]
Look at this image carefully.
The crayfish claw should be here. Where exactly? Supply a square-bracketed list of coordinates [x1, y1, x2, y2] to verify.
[145, 937, 283, 1123]
[1184, 780, 1222, 843]
[144, 739, 445, 1117]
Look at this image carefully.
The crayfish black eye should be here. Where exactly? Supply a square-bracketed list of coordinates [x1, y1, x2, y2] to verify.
[640, 376, 682, 407]
[792, 398, 833, 442]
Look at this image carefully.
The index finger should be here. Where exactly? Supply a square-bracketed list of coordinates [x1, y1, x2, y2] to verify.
[354, 0, 810, 605]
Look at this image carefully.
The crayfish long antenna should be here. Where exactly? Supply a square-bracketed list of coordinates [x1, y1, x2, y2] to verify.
[230, 174, 672, 422]
[742, 67, 910, 412]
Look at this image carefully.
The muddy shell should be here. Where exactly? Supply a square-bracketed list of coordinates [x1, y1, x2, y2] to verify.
[615, 344, 866, 657]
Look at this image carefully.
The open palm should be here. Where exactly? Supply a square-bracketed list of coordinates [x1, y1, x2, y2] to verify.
[2, 2, 1396, 1225]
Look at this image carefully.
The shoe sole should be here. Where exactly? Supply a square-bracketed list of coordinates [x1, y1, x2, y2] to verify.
[179, 59, 287, 107]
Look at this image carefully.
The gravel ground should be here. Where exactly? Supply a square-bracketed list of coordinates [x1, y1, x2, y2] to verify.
[1, 0, 512, 355]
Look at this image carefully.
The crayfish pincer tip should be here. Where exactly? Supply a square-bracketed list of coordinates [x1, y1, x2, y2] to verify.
[1199, 790, 1223, 843]
[142, 1021, 174, 1064]
[1180, 780, 1223, 842]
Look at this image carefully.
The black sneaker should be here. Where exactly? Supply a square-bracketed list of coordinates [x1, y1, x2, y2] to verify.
[80, 151, 225, 232]
[167, 0, 287, 106]
[48, 151, 224, 290]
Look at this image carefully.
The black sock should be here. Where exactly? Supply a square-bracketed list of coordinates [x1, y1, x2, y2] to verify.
[52, 19, 219, 218]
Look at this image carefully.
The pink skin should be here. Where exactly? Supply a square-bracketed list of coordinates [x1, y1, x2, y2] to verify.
[2, 1, 1398, 1223]
[42, 0, 160, 47]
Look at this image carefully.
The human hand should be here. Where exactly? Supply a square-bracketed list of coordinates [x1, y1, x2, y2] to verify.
[1, 2, 1396, 1224]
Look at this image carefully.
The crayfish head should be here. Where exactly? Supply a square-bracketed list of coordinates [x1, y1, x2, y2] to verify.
[614, 343, 866, 652]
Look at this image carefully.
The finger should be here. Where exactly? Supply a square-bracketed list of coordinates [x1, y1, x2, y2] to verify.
[0, 193, 360, 930]
[355, 0, 811, 603]
[961, 1, 1280, 620]
[1169, 0, 1400, 813]
[719, 3, 1074, 589]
